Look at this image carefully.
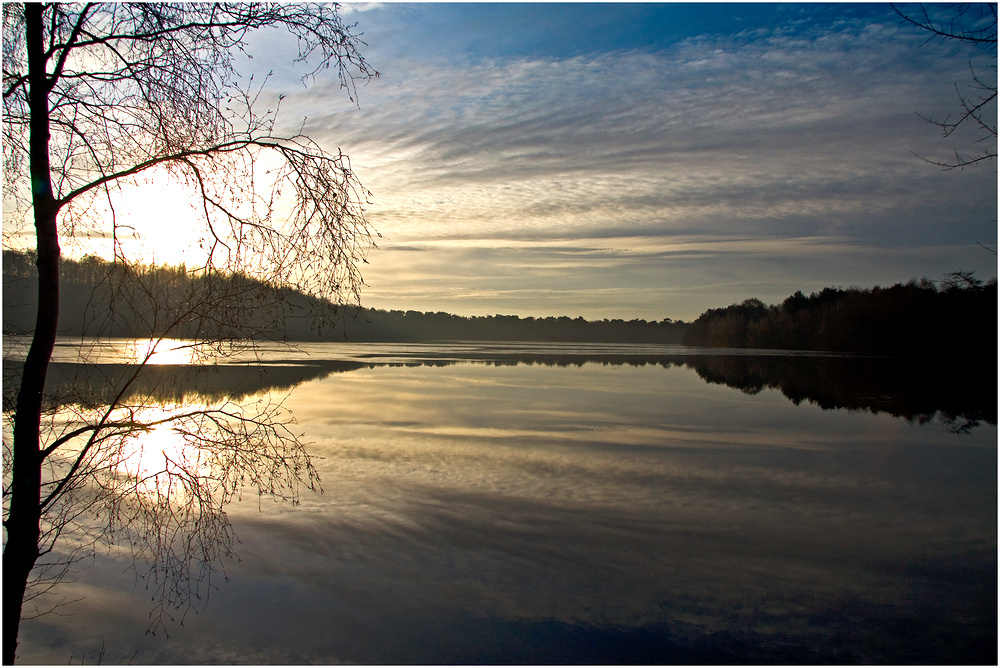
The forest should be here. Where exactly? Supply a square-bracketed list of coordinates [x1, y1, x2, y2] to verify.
[1, 251, 687, 344]
[3, 250, 996, 357]
[681, 275, 997, 359]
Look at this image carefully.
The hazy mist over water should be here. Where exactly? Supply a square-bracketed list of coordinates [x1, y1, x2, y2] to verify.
[14, 343, 997, 664]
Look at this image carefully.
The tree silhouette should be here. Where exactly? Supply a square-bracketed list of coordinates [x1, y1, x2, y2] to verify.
[681, 277, 997, 358]
[2, 4, 377, 662]
[894, 3, 997, 169]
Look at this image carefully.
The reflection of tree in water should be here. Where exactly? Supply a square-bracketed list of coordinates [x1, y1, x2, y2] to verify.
[4, 344, 991, 648]
[1, 356, 360, 637]
[495, 353, 993, 429]
[30, 350, 986, 431]
[2, 360, 367, 411]
[335, 350, 996, 430]
[686, 355, 996, 429]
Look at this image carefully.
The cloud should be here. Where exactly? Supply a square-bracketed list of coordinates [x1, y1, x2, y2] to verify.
[33, 6, 993, 318]
[338, 2, 383, 16]
[262, 8, 997, 316]
[355, 234, 974, 319]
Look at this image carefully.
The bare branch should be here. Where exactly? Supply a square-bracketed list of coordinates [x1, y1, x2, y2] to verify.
[3, 3, 375, 656]
[895, 3, 997, 169]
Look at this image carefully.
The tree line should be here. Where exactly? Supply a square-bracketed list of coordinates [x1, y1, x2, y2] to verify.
[339, 309, 687, 343]
[3, 249, 325, 342]
[2, 250, 689, 344]
[681, 275, 997, 358]
[6, 250, 997, 356]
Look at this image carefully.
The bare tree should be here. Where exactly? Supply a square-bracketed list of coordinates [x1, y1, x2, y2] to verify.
[894, 3, 997, 169]
[2, 3, 378, 662]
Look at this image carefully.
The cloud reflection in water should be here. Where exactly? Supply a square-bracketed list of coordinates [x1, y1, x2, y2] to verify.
[17, 352, 997, 664]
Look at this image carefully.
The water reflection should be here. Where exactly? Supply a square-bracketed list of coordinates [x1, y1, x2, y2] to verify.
[228, 361, 995, 664]
[2, 358, 365, 411]
[9, 342, 997, 664]
[7, 342, 994, 428]
[112, 406, 213, 500]
[687, 353, 996, 428]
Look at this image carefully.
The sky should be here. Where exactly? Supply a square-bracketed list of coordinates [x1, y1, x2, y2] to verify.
[35, 3, 1000, 321]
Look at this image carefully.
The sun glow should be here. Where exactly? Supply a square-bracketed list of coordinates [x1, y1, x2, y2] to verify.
[116, 408, 214, 500]
[69, 153, 294, 269]
[106, 174, 215, 268]
[123, 423, 193, 482]
[132, 338, 199, 365]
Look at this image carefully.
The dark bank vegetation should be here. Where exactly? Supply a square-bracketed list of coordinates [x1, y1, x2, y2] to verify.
[2, 250, 688, 344]
[5, 250, 996, 358]
[5, 251, 997, 358]
[682, 275, 997, 359]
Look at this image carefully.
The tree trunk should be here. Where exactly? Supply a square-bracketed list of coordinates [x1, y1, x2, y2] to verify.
[3, 5, 59, 664]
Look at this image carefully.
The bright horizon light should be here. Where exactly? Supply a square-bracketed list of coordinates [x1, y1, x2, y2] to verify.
[100, 174, 214, 268]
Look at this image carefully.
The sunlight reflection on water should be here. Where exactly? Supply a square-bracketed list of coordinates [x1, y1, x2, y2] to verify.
[4, 336, 200, 365]
[116, 410, 206, 498]
[44, 402, 217, 504]
[14, 343, 998, 664]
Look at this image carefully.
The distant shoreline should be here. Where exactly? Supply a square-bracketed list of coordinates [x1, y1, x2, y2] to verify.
[3, 250, 996, 358]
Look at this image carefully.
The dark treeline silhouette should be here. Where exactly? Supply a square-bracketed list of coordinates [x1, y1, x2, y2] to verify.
[682, 278, 997, 359]
[341, 310, 685, 343]
[3, 249, 328, 341]
[4, 250, 996, 356]
[2, 251, 687, 344]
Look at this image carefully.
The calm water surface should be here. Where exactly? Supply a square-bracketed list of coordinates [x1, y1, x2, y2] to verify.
[15, 342, 997, 664]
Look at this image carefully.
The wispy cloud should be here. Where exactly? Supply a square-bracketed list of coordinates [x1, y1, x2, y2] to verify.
[267, 7, 997, 317]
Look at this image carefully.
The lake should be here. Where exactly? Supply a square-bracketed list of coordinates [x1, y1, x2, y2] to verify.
[11, 341, 997, 664]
